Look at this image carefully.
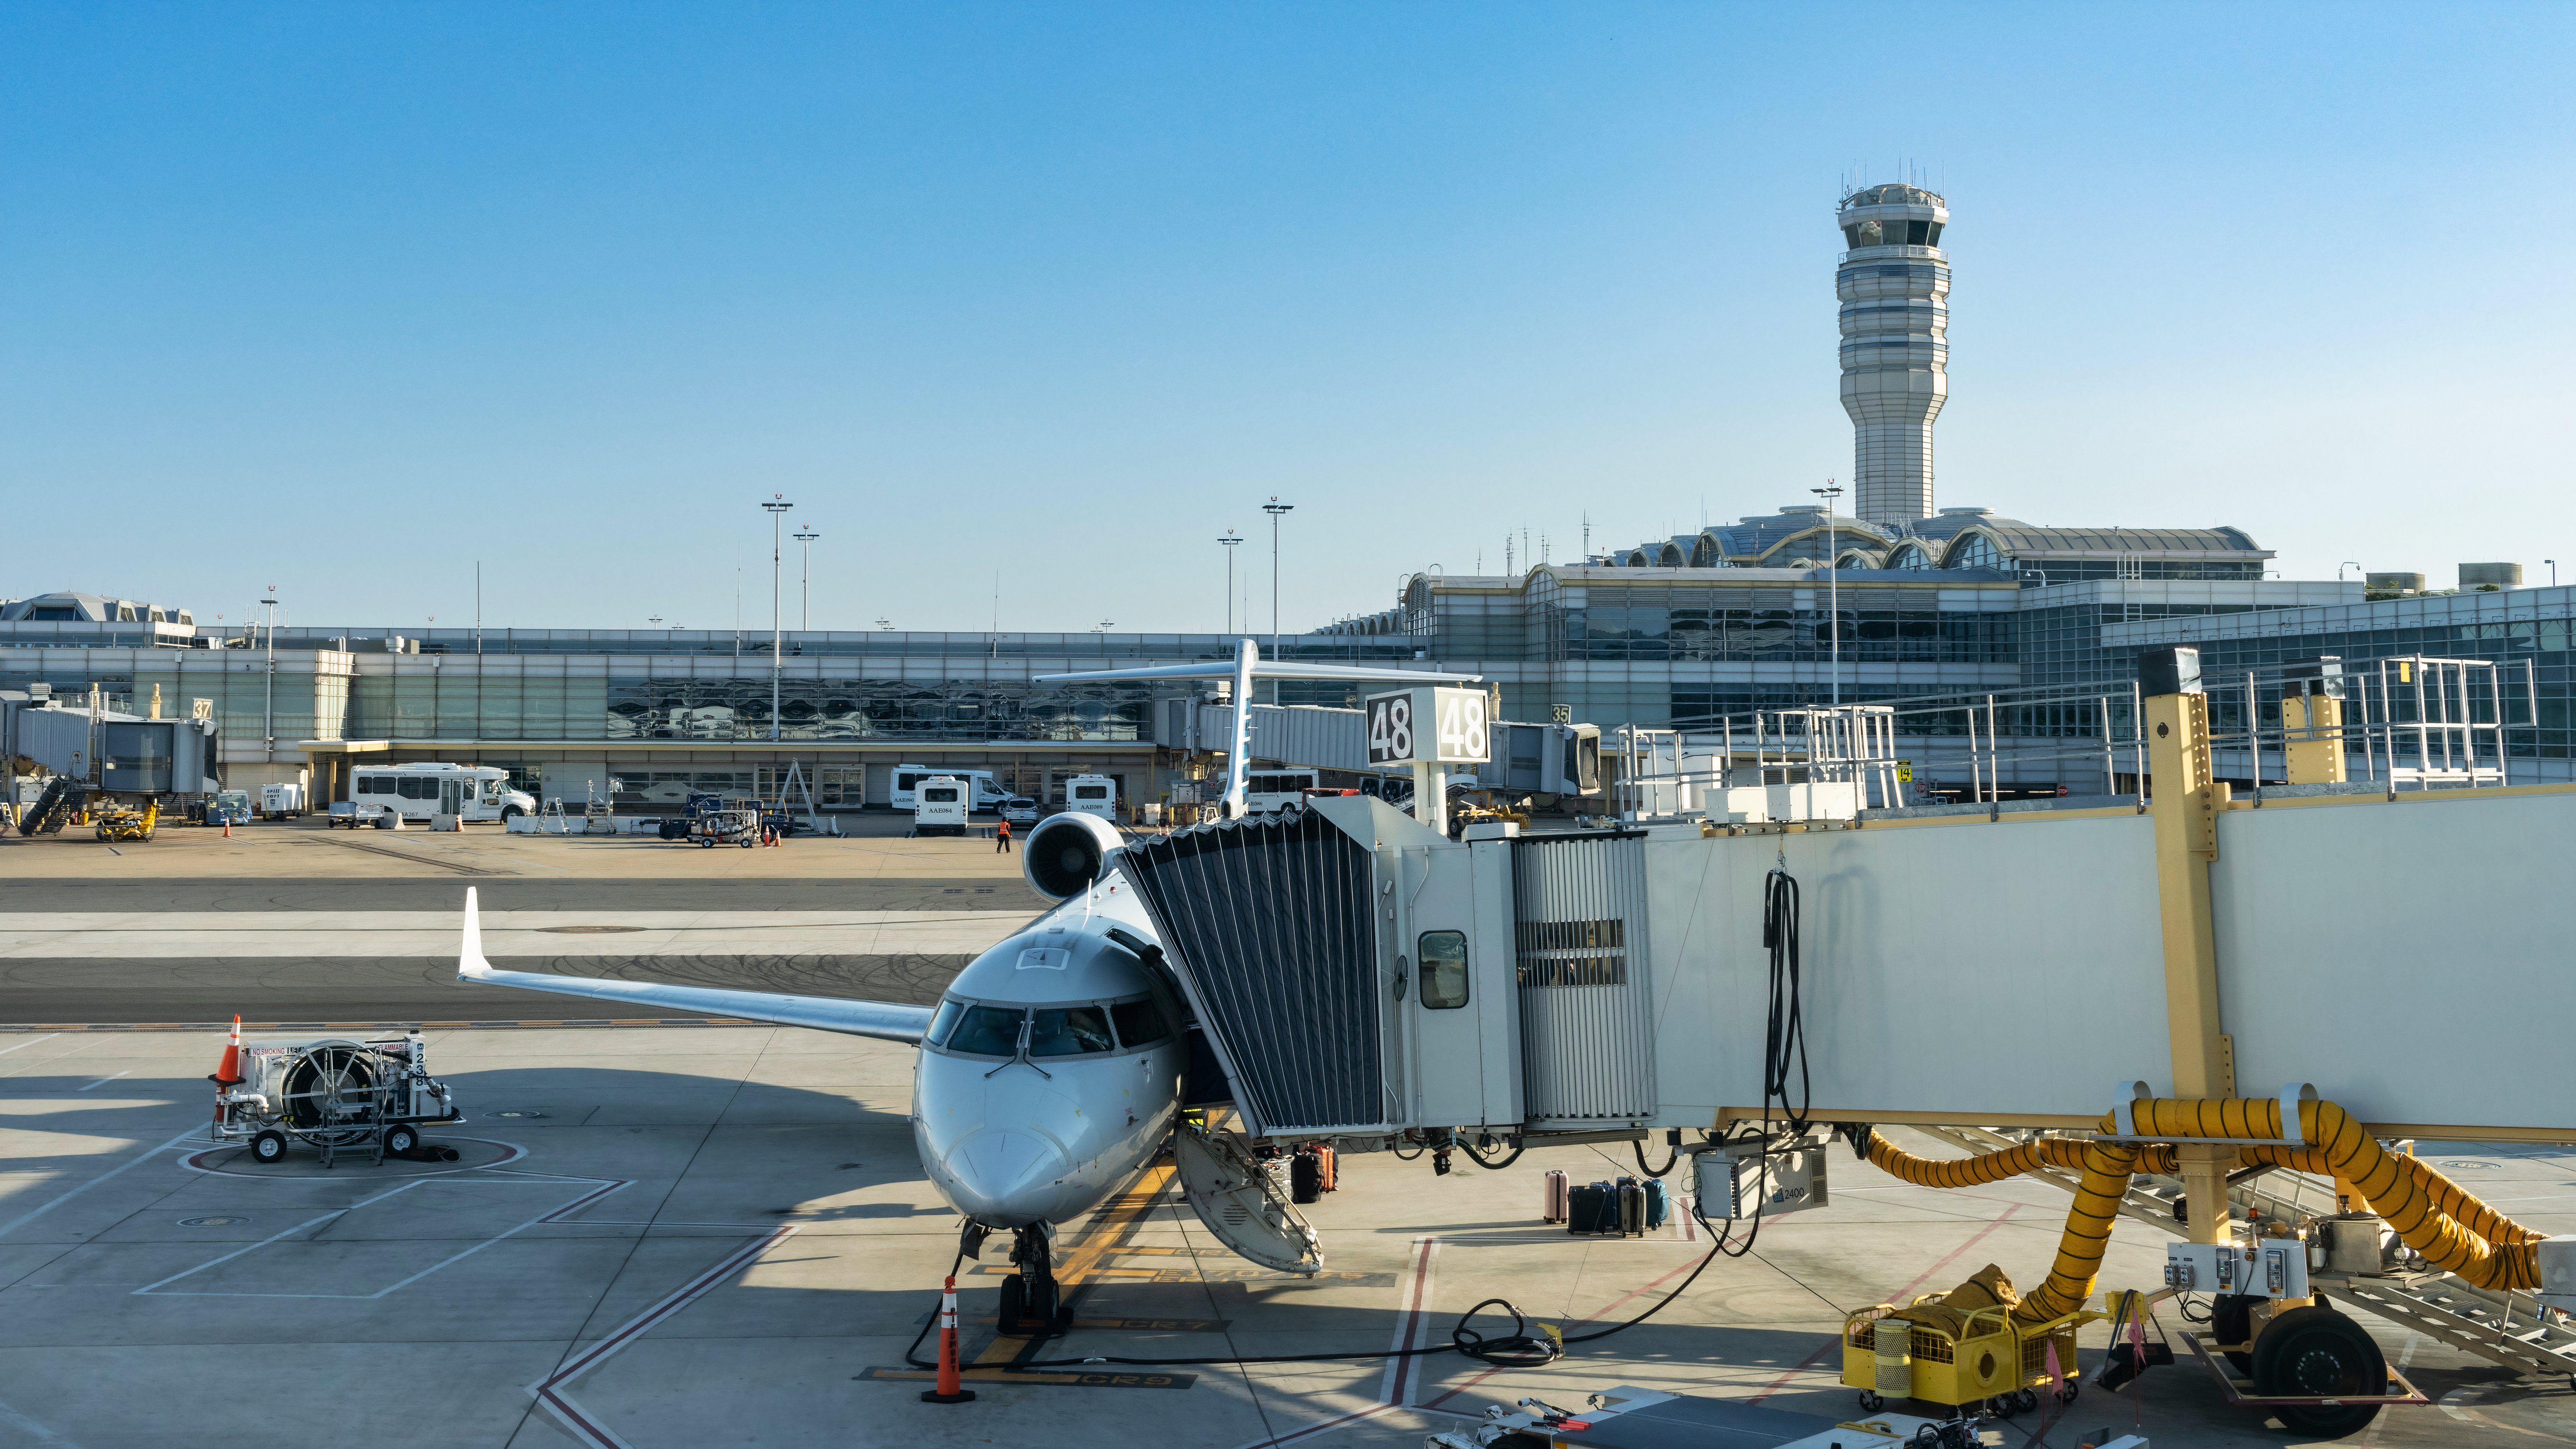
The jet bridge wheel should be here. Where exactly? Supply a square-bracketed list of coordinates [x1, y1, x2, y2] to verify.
[2252, 1305, 2384, 1437]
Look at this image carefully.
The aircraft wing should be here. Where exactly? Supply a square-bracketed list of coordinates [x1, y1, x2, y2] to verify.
[453, 887, 934, 1044]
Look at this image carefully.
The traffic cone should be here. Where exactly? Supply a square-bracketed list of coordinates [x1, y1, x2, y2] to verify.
[221, 818, 231, 838]
[211, 1015, 242, 1086]
[919, 1274, 976, 1404]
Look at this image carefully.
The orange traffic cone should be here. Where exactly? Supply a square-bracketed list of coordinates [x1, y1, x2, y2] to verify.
[919, 1274, 975, 1404]
[221, 818, 231, 838]
[210, 1015, 242, 1086]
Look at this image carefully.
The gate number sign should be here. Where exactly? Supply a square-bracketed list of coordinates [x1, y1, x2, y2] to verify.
[1365, 687, 1490, 766]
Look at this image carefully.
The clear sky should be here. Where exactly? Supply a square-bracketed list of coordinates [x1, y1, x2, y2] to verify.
[7, 4, 2572, 634]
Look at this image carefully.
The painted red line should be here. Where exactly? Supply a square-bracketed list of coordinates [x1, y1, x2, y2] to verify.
[538, 1180, 630, 1224]
[1747, 1203, 2022, 1405]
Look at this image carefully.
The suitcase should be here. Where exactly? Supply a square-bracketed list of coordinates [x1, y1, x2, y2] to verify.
[1642, 1178, 1670, 1231]
[1542, 1168, 1570, 1224]
[1312, 1144, 1337, 1194]
[1567, 1181, 1618, 1235]
[1618, 1180, 1647, 1237]
[1290, 1152, 1322, 1205]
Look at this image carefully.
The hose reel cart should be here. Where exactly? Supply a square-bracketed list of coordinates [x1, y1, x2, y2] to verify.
[211, 1031, 464, 1167]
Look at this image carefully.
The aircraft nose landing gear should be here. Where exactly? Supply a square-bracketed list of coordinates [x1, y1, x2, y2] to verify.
[997, 1223, 1072, 1337]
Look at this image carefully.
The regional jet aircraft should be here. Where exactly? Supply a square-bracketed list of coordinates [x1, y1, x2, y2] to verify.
[458, 641, 1479, 1328]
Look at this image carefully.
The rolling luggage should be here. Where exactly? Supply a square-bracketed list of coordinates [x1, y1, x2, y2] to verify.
[1642, 1177, 1670, 1231]
[1290, 1152, 1322, 1204]
[1542, 1168, 1570, 1224]
[1312, 1144, 1337, 1194]
[1567, 1181, 1619, 1235]
[1618, 1179, 1648, 1237]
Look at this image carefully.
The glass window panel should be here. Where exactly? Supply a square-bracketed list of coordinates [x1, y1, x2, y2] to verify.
[926, 999, 965, 1047]
[1110, 998, 1170, 1047]
[1418, 930, 1470, 1010]
[944, 1005, 1023, 1056]
[1027, 1006, 1115, 1056]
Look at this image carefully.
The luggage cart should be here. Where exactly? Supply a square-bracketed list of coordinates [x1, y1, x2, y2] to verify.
[1843, 1297, 2098, 1419]
[211, 1032, 462, 1168]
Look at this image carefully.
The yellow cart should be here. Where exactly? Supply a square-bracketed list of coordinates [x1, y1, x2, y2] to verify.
[1842, 1297, 2097, 1417]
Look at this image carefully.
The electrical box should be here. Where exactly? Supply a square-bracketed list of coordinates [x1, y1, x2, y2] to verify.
[2164, 1238, 2308, 1300]
[1694, 1143, 1830, 1222]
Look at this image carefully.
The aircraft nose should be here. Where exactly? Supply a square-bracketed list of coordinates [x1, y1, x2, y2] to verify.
[945, 1129, 1074, 1224]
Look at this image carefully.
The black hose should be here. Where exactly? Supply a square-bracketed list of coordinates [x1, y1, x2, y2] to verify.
[1458, 1135, 1524, 1171]
[903, 1246, 970, 1369]
[1633, 1138, 1677, 1179]
[1761, 866, 1810, 1136]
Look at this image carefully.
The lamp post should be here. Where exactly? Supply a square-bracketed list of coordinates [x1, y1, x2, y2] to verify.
[1813, 483, 1843, 708]
[261, 585, 278, 770]
[794, 527, 819, 630]
[1218, 530, 1242, 634]
[763, 496, 791, 742]
[2339, 560, 2362, 582]
[2550, 560, 2559, 588]
[1262, 498, 1293, 655]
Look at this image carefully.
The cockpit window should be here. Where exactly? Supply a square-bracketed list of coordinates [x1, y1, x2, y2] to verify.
[944, 1004, 1026, 1056]
[927, 999, 965, 1046]
[1110, 999, 1170, 1047]
[1027, 1006, 1115, 1056]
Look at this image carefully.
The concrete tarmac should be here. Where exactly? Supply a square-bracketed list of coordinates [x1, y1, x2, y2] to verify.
[0, 1027, 2567, 1449]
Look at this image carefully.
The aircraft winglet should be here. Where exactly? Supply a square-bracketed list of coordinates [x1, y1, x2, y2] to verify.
[458, 886, 492, 979]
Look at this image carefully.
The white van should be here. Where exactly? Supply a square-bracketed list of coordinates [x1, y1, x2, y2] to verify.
[1242, 768, 1320, 814]
[912, 776, 970, 836]
[351, 764, 535, 824]
[890, 765, 1014, 814]
[1064, 773, 1118, 822]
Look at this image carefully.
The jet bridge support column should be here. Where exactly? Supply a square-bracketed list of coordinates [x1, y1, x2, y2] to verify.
[2142, 646, 2235, 1244]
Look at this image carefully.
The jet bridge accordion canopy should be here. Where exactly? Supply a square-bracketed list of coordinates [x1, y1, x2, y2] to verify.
[1120, 810, 1387, 1136]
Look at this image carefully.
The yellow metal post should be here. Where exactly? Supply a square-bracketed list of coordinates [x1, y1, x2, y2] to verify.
[2281, 694, 2346, 785]
[2141, 648, 2235, 1243]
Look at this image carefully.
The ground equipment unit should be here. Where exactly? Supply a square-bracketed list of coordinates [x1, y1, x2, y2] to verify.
[92, 799, 158, 841]
[210, 1027, 462, 1167]
[207, 790, 252, 828]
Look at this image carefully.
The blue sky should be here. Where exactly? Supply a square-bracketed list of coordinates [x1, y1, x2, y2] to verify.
[7, 4, 2572, 633]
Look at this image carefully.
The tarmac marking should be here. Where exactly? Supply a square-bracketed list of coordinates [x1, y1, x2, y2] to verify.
[0, 1396, 81, 1447]
[1746, 1202, 2024, 1406]
[1417, 1241, 1716, 1416]
[533, 1224, 800, 1449]
[1225, 1234, 1443, 1449]
[73, 1072, 127, 1092]
[0, 1034, 62, 1056]
[0, 1122, 207, 1240]
[134, 1174, 627, 1298]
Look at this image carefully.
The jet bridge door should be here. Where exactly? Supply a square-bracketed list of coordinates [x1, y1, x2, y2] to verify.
[1511, 832, 1656, 1126]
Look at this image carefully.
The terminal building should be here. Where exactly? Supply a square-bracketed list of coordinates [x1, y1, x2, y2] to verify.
[7, 181, 2571, 805]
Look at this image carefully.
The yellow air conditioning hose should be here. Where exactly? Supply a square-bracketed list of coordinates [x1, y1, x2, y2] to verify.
[1862, 1131, 2144, 1325]
[2121, 1099, 2543, 1291]
[2242, 1145, 2545, 1248]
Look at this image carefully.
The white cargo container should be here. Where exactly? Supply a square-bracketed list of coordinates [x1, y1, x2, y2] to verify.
[912, 776, 970, 836]
[259, 782, 306, 819]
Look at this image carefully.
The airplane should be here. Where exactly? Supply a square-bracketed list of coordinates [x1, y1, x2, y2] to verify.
[456, 640, 1482, 1330]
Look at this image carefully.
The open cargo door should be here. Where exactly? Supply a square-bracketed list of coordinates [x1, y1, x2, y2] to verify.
[1171, 1118, 1322, 1276]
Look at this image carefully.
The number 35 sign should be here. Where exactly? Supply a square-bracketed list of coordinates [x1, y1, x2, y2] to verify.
[1364, 686, 1490, 766]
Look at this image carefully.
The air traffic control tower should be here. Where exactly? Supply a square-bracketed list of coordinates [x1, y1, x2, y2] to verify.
[1836, 183, 1949, 525]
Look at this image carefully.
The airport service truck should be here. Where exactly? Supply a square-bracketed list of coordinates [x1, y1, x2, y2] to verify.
[911, 777, 970, 836]
[890, 765, 1019, 814]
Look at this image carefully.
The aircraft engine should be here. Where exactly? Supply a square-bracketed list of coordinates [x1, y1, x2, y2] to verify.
[1023, 812, 1123, 900]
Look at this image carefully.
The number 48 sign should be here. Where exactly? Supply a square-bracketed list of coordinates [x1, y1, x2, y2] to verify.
[1364, 686, 1490, 766]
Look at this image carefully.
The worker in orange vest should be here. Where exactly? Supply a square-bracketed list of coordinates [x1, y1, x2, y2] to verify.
[995, 818, 1012, 853]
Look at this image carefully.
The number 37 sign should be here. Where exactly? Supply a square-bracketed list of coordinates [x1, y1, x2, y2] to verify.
[1364, 686, 1490, 766]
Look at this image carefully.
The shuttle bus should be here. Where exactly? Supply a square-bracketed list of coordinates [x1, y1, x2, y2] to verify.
[351, 764, 535, 824]
[1243, 768, 1320, 814]
[890, 765, 1015, 814]
[912, 777, 970, 836]
[1064, 774, 1119, 822]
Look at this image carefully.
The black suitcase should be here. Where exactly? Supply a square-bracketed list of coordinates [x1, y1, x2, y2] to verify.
[1618, 1179, 1647, 1237]
[1290, 1152, 1322, 1204]
[1566, 1181, 1617, 1235]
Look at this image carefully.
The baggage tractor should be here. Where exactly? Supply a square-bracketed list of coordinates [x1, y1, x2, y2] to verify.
[1643, 1178, 1670, 1230]
[1290, 1152, 1322, 1204]
[1542, 1168, 1569, 1223]
[1619, 1179, 1647, 1237]
[1567, 1181, 1618, 1235]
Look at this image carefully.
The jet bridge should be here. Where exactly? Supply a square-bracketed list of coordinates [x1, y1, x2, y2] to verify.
[1118, 665, 2576, 1151]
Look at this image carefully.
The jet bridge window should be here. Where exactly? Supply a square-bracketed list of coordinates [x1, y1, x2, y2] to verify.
[1417, 930, 1470, 1009]
[1027, 1006, 1115, 1056]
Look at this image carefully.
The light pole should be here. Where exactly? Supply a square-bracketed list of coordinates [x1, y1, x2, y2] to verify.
[794, 527, 819, 630]
[261, 585, 278, 771]
[763, 496, 791, 742]
[1218, 530, 1242, 634]
[1813, 483, 1843, 708]
[2550, 560, 2559, 588]
[1263, 498, 1293, 655]
[2338, 560, 2362, 582]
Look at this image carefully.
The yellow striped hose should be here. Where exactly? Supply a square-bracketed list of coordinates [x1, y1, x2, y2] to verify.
[2116, 1099, 2541, 1292]
[1862, 1131, 2147, 1325]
